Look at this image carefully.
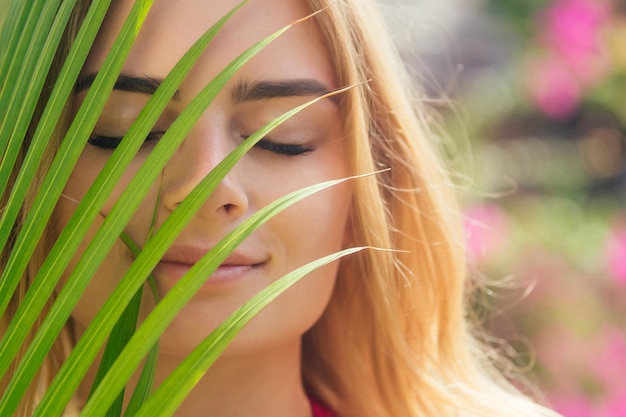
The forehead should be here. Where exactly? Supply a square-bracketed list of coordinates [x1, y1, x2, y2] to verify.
[82, 0, 337, 91]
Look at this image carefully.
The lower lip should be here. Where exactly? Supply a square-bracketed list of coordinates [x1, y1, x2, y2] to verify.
[154, 261, 260, 286]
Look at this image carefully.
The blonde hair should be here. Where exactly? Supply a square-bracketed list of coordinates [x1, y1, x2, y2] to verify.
[302, 1, 560, 416]
[0, 2, 92, 415]
[1, 1, 560, 416]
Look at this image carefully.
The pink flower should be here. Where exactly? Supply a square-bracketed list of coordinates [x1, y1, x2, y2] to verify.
[542, 0, 610, 59]
[590, 327, 626, 396]
[463, 203, 509, 262]
[535, 324, 592, 391]
[607, 221, 626, 285]
[546, 0, 612, 85]
[526, 0, 612, 118]
[551, 394, 594, 417]
[526, 54, 582, 120]
[600, 394, 626, 417]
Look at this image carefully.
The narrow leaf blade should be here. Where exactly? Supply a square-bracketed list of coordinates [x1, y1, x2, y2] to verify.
[135, 247, 366, 417]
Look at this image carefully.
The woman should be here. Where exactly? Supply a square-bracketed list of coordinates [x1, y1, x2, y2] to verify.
[1, 0, 560, 416]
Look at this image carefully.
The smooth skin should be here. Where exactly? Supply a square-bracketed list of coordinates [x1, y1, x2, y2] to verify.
[54, 0, 352, 415]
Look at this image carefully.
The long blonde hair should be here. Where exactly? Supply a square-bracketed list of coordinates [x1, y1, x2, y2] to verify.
[302, 1, 560, 416]
[0, 2, 92, 415]
[1, 1, 560, 416]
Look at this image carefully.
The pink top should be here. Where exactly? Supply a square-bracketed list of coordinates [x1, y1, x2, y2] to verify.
[310, 398, 338, 417]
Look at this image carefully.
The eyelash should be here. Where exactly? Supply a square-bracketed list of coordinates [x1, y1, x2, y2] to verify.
[87, 132, 314, 157]
[87, 131, 164, 150]
[243, 136, 314, 156]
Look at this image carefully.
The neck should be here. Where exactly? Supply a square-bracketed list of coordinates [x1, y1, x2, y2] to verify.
[157, 341, 312, 417]
[78, 338, 312, 417]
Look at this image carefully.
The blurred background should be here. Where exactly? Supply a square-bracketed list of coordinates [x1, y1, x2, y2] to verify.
[382, 0, 626, 415]
[1, 0, 625, 415]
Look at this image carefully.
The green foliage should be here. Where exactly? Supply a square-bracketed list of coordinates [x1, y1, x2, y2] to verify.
[483, 0, 550, 37]
[0, 1, 10, 33]
[0, 1, 358, 416]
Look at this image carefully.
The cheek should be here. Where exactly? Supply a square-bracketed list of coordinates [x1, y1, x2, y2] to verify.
[254, 260, 339, 338]
[53, 198, 136, 328]
[61, 159, 100, 202]
[53, 155, 159, 328]
[62, 152, 161, 243]
[279, 182, 352, 256]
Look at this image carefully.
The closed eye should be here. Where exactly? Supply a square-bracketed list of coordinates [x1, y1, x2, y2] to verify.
[87, 131, 165, 150]
[243, 136, 315, 156]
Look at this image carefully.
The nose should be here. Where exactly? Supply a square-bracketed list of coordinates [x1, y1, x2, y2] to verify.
[161, 125, 248, 220]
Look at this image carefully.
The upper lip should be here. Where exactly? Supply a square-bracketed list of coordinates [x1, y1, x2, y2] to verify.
[160, 245, 266, 267]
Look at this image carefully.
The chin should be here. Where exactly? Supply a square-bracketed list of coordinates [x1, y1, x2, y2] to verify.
[154, 271, 336, 359]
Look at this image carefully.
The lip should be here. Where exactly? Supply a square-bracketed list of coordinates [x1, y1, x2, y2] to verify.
[153, 245, 267, 286]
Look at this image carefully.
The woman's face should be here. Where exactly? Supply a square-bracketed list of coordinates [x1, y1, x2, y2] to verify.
[56, 0, 351, 356]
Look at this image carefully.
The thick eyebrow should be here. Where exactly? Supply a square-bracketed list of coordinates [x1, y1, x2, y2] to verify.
[231, 79, 339, 105]
[74, 73, 180, 100]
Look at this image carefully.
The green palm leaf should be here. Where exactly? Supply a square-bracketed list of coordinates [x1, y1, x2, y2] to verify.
[0, 0, 59, 127]
[134, 247, 365, 417]
[0, 2, 158, 408]
[0, 2, 354, 416]
[0, 0, 247, 389]
[0, 0, 113, 259]
[31, 85, 341, 417]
